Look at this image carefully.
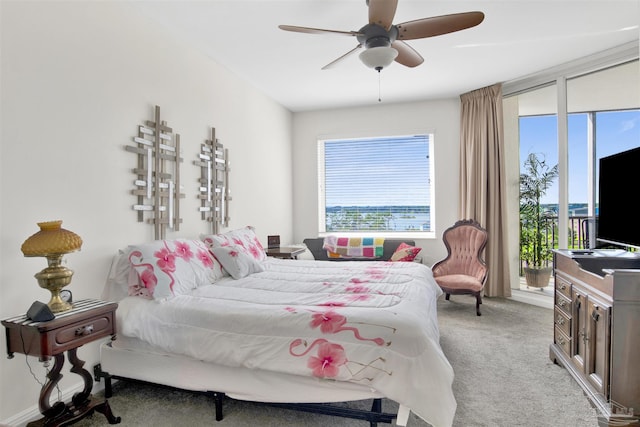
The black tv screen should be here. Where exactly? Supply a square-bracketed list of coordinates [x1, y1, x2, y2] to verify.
[598, 146, 640, 249]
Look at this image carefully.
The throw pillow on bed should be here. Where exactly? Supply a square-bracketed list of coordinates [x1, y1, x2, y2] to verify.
[390, 242, 422, 262]
[210, 245, 265, 279]
[127, 239, 224, 300]
[201, 225, 267, 262]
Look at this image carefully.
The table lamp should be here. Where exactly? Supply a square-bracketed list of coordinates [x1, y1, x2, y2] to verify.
[21, 220, 82, 313]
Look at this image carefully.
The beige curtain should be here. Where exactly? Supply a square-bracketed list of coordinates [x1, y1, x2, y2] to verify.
[459, 83, 511, 297]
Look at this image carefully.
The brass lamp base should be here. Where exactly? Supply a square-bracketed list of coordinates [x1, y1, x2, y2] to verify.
[35, 256, 74, 313]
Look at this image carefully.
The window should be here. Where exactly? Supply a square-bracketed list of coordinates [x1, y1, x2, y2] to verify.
[317, 133, 434, 235]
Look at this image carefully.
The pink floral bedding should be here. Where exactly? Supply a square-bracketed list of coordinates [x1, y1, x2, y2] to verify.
[115, 258, 456, 427]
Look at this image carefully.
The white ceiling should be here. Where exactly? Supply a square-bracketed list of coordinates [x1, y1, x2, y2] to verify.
[129, 0, 640, 112]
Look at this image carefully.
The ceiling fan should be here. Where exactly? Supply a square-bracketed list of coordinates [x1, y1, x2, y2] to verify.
[279, 0, 484, 72]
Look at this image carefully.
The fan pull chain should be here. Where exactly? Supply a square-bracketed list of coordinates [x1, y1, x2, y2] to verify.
[378, 69, 382, 102]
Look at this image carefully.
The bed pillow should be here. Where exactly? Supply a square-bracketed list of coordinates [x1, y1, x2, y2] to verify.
[210, 245, 265, 279]
[127, 239, 224, 300]
[201, 225, 267, 262]
[390, 242, 422, 262]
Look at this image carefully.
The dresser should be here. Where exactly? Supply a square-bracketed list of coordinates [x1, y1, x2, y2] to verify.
[550, 250, 640, 427]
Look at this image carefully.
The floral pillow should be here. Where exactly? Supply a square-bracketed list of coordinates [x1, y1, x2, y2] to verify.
[127, 239, 225, 300]
[201, 226, 267, 262]
[210, 245, 265, 279]
[390, 242, 422, 262]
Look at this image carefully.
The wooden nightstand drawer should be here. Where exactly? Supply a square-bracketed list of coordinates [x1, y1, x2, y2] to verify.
[53, 312, 114, 348]
[2, 299, 116, 358]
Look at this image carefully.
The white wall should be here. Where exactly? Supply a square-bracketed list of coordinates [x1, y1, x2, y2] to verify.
[0, 1, 292, 423]
[291, 99, 462, 266]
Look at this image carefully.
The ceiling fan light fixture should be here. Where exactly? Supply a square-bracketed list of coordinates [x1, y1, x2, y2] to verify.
[359, 46, 398, 71]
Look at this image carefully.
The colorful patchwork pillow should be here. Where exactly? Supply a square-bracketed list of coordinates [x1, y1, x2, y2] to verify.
[127, 239, 224, 300]
[210, 245, 265, 279]
[201, 226, 267, 262]
[390, 242, 422, 262]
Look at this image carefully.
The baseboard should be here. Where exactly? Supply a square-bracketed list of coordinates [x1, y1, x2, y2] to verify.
[509, 289, 554, 309]
[1, 381, 106, 427]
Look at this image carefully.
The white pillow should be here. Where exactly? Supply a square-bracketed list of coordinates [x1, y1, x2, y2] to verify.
[210, 245, 265, 279]
[201, 225, 267, 262]
[127, 239, 225, 300]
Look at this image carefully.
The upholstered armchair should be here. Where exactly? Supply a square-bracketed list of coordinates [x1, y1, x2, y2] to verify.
[432, 219, 488, 316]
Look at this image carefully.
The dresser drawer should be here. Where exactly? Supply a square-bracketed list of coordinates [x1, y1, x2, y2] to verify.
[554, 326, 572, 357]
[555, 276, 572, 299]
[555, 292, 571, 315]
[554, 307, 571, 337]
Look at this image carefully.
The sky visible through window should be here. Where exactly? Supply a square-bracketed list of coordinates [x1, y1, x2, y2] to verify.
[520, 109, 640, 205]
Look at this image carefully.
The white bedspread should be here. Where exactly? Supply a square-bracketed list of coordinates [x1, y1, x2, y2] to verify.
[116, 258, 456, 427]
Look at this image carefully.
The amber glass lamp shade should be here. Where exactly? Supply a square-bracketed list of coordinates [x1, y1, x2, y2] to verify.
[21, 220, 82, 313]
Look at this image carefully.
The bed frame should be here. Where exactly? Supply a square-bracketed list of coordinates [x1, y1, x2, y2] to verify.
[94, 362, 398, 427]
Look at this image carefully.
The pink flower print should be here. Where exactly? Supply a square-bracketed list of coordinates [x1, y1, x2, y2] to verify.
[349, 277, 369, 284]
[139, 266, 158, 293]
[289, 338, 347, 378]
[307, 342, 347, 378]
[310, 310, 347, 334]
[253, 236, 264, 250]
[228, 248, 240, 257]
[174, 241, 194, 261]
[345, 285, 370, 293]
[319, 301, 346, 307]
[365, 267, 386, 280]
[309, 309, 386, 346]
[248, 244, 261, 259]
[154, 248, 176, 273]
[196, 249, 213, 268]
[232, 237, 245, 248]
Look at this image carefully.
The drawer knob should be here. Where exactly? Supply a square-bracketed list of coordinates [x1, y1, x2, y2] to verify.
[75, 325, 94, 336]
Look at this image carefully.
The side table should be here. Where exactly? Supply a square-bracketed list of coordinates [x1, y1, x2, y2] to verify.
[265, 246, 305, 259]
[2, 299, 121, 426]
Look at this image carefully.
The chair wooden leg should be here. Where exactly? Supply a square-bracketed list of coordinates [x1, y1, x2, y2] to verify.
[475, 293, 482, 316]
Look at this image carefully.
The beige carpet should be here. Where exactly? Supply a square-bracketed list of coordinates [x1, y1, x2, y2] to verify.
[76, 296, 600, 427]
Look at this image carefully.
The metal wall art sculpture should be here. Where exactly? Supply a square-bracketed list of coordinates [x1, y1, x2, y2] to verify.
[126, 105, 184, 239]
[195, 127, 231, 234]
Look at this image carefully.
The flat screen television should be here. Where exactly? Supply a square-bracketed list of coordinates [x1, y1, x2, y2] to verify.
[597, 146, 640, 249]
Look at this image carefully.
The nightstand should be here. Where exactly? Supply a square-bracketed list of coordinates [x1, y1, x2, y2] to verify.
[2, 299, 121, 426]
[265, 246, 305, 259]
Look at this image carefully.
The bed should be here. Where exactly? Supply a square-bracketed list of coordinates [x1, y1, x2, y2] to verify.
[97, 230, 455, 427]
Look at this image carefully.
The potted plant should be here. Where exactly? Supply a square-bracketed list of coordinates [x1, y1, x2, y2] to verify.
[519, 152, 559, 288]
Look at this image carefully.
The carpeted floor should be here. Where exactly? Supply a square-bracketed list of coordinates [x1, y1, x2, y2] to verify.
[76, 296, 600, 427]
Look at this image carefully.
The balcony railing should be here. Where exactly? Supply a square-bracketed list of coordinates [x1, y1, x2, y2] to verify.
[519, 215, 593, 275]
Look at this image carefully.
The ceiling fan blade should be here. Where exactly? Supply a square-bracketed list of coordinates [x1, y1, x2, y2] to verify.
[278, 25, 361, 37]
[321, 45, 363, 70]
[391, 40, 424, 68]
[368, 0, 398, 30]
[396, 11, 485, 40]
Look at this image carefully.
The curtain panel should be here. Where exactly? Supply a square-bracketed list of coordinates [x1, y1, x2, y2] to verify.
[459, 83, 511, 297]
